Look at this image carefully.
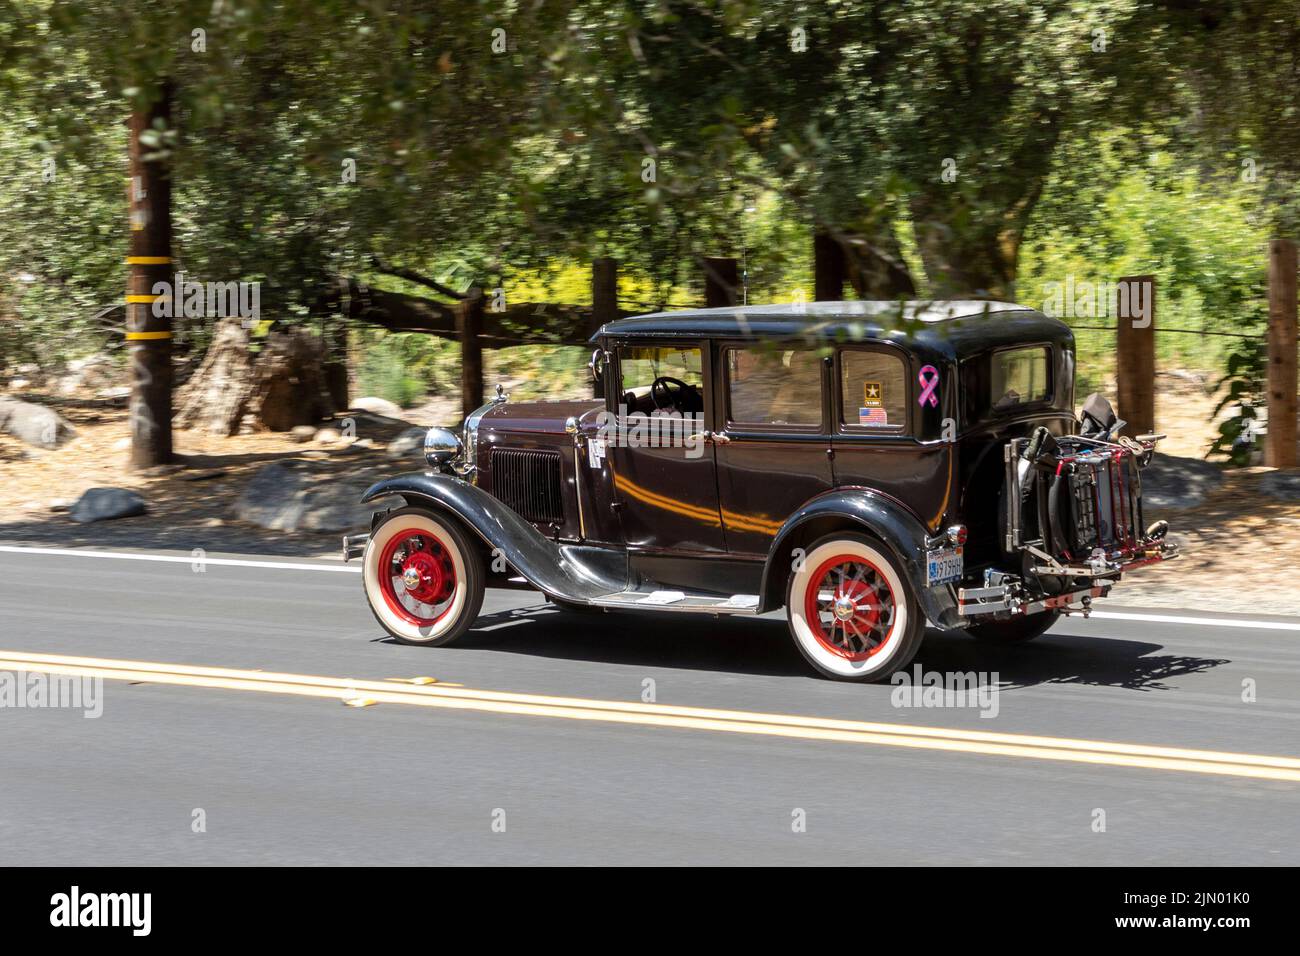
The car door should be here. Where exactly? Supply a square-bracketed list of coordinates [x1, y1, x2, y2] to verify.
[830, 344, 953, 533]
[712, 343, 835, 556]
[604, 339, 726, 552]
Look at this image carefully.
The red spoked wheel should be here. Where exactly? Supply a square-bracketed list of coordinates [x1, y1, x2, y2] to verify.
[786, 532, 925, 681]
[378, 529, 458, 627]
[362, 507, 484, 646]
[803, 554, 896, 662]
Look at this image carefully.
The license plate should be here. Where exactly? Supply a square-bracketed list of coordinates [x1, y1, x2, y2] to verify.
[926, 545, 963, 586]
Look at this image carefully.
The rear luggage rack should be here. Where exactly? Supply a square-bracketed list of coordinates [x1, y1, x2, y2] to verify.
[965, 428, 1178, 621]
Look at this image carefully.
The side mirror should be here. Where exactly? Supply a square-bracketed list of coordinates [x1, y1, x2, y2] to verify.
[588, 347, 606, 384]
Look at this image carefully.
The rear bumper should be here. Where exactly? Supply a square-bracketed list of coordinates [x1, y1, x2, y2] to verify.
[957, 539, 1178, 620]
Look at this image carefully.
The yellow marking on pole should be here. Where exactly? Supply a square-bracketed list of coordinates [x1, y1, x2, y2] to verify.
[125, 294, 161, 303]
[124, 331, 172, 341]
[126, 256, 172, 265]
[3, 649, 1299, 782]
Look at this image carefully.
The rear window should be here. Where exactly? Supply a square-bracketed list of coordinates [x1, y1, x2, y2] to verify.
[838, 349, 908, 432]
[725, 348, 821, 426]
[991, 347, 1051, 410]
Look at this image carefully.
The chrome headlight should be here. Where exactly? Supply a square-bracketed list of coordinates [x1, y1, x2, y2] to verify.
[424, 427, 463, 471]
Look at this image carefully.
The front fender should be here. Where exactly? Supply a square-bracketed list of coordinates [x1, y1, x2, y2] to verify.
[360, 473, 624, 602]
[760, 489, 961, 629]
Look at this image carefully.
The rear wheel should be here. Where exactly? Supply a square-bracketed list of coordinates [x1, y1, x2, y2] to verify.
[363, 507, 484, 646]
[967, 609, 1060, 644]
[785, 532, 925, 682]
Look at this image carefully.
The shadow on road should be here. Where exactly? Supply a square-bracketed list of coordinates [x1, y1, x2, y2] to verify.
[425, 602, 1233, 690]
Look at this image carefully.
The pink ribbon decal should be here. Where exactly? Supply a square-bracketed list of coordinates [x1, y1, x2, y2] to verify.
[917, 365, 940, 408]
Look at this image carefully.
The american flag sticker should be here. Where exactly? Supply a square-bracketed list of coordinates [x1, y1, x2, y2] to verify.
[859, 406, 889, 426]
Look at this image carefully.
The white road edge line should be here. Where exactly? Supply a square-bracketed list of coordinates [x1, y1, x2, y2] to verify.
[0, 544, 360, 573]
[1087, 610, 1300, 632]
[3, 544, 1298, 631]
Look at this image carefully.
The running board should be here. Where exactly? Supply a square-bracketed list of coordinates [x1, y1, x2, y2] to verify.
[588, 590, 762, 616]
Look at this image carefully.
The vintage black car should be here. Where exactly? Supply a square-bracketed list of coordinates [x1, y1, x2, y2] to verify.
[345, 300, 1177, 682]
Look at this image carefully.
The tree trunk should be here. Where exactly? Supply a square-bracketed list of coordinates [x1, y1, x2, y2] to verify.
[908, 192, 1019, 300]
[126, 81, 175, 469]
[175, 317, 255, 435]
[457, 288, 485, 422]
[247, 328, 336, 431]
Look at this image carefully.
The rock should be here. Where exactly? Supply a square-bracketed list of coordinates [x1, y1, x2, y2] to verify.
[68, 487, 147, 523]
[291, 425, 318, 443]
[350, 396, 404, 419]
[48, 499, 72, 513]
[180, 468, 227, 482]
[1259, 470, 1300, 501]
[248, 328, 335, 431]
[233, 461, 392, 533]
[314, 427, 343, 445]
[0, 397, 76, 449]
[175, 318, 256, 436]
[1140, 453, 1224, 511]
[58, 355, 121, 395]
[387, 426, 429, 460]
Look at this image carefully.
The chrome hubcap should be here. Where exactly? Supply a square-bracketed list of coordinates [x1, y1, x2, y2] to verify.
[833, 595, 857, 621]
[402, 567, 424, 591]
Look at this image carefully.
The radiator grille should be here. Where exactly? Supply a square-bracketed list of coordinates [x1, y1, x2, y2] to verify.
[491, 448, 565, 524]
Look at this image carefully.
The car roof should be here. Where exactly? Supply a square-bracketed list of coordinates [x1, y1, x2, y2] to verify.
[594, 299, 1072, 362]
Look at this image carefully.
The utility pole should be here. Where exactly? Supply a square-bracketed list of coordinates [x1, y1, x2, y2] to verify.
[126, 81, 175, 470]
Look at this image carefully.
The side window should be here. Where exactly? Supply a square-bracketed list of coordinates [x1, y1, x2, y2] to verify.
[725, 348, 822, 427]
[991, 347, 1051, 410]
[617, 345, 704, 415]
[839, 349, 908, 432]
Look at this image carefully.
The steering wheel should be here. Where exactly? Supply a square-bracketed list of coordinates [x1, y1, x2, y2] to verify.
[650, 375, 694, 410]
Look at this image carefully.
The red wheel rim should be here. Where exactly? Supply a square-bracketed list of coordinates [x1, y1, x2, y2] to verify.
[803, 553, 896, 661]
[377, 528, 458, 627]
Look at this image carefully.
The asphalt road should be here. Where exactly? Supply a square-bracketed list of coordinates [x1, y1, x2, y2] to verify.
[0, 544, 1297, 865]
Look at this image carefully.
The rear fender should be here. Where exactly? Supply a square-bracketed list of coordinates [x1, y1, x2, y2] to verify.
[760, 489, 961, 628]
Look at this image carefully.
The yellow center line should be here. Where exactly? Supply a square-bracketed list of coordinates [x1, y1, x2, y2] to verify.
[3, 650, 1298, 782]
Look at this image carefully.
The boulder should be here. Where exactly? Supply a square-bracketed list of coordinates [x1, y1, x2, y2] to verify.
[291, 425, 318, 443]
[58, 355, 121, 395]
[233, 461, 392, 533]
[0, 397, 76, 449]
[350, 396, 405, 419]
[1259, 470, 1300, 502]
[68, 487, 147, 523]
[1140, 453, 1223, 511]
[176, 318, 256, 436]
[387, 426, 429, 460]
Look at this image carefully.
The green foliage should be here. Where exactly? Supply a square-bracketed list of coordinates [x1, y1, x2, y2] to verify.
[1207, 332, 1268, 465]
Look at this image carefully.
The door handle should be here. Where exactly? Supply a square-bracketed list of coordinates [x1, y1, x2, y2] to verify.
[687, 431, 731, 445]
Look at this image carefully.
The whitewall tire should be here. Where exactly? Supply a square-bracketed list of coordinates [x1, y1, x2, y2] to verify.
[785, 532, 926, 682]
[363, 507, 484, 646]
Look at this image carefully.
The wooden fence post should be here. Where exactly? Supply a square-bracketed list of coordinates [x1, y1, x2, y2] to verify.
[457, 287, 484, 422]
[590, 258, 618, 398]
[813, 230, 846, 301]
[1115, 274, 1156, 437]
[702, 257, 739, 308]
[1267, 239, 1298, 467]
[591, 258, 617, 335]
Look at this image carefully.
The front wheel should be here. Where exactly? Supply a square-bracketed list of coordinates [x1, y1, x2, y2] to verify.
[967, 609, 1060, 644]
[785, 532, 926, 682]
[363, 507, 485, 646]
